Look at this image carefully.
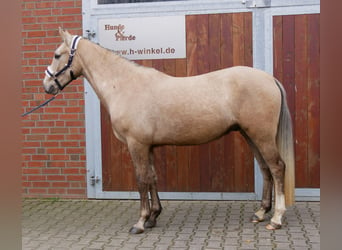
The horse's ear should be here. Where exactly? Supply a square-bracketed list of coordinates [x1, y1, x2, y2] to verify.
[58, 27, 72, 47]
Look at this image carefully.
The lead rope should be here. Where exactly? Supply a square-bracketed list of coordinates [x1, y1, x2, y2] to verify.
[21, 93, 59, 117]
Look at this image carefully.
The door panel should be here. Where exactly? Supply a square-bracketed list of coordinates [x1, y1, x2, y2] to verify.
[273, 14, 320, 188]
[101, 13, 255, 192]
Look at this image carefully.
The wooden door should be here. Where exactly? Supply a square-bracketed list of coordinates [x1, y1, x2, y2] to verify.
[273, 14, 320, 188]
[101, 13, 255, 193]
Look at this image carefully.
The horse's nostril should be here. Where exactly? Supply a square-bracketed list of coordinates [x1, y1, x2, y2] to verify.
[46, 85, 55, 94]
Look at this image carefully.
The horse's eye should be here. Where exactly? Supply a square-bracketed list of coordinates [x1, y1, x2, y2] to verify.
[54, 54, 61, 59]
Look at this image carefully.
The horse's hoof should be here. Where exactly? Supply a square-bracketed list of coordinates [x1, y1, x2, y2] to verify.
[144, 219, 156, 228]
[251, 214, 264, 223]
[265, 222, 281, 230]
[129, 226, 144, 234]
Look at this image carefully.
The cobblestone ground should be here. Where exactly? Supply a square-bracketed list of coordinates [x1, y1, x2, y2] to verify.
[22, 200, 320, 249]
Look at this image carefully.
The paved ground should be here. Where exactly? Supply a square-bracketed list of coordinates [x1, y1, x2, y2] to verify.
[22, 199, 320, 249]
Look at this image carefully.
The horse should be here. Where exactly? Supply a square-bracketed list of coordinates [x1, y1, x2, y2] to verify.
[43, 28, 295, 234]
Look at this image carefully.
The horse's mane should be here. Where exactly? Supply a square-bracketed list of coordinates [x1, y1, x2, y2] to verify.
[89, 39, 144, 69]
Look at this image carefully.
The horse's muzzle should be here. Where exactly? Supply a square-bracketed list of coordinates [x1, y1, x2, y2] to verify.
[45, 85, 58, 95]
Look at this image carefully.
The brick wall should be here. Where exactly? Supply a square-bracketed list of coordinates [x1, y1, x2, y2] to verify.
[22, 0, 87, 198]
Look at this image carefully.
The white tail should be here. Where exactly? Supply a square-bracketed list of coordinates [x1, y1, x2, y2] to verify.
[275, 79, 295, 207]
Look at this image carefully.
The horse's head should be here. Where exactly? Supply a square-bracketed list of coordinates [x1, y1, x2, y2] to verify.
[43, 27, 82, 95]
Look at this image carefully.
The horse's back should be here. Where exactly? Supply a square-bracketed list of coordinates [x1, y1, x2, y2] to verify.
[155, 66, 280, 121]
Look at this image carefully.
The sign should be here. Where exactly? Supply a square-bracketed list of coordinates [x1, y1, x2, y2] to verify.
[98, 16, 186, 60]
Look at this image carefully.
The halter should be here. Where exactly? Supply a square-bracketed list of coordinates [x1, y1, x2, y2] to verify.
[45, 35, 82, 91]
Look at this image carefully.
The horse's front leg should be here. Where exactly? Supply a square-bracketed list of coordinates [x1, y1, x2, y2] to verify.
[130, 180, 150, 234]
[128, 140, 153, 234]
[144, 151, 162, 228]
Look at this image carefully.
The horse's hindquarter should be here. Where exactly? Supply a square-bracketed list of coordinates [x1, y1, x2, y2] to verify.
[227, 67, 282, 139]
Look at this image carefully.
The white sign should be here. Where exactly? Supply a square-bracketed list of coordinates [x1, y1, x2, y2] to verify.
[98, 16, 186, 60]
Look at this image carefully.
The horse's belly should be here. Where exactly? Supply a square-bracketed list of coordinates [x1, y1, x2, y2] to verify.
[152, 115, 233, 145]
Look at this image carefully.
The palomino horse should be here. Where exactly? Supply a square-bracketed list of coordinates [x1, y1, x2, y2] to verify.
[43, 28, 295, 234]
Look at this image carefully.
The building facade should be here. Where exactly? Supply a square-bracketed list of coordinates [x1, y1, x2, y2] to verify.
[22, 0, 320, 200]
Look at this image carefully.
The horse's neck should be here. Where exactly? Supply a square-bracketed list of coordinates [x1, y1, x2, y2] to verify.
[77, 39, 146, 108]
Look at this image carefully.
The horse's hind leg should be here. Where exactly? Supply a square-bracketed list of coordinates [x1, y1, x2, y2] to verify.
[257, 142, 286, 230]
[266, 154, 286, 230]
[242, 133, 273, 222]
[252, 154, 273, 223]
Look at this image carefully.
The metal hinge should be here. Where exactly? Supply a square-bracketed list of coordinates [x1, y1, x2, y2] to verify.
[244, 0, 271, 8]
[85, 30, 96, 40]
[90, 175, 100, 185]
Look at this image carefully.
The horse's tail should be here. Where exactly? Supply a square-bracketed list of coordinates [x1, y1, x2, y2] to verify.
[274, 79, 295, 207]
